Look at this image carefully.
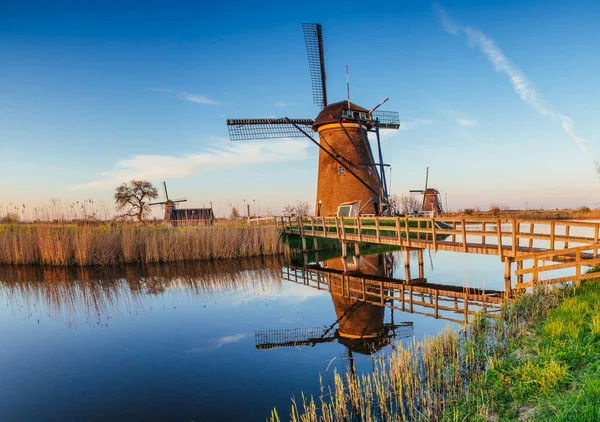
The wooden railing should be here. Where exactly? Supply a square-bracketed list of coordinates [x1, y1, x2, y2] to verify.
[276, 216, 600, 258]
[513, 243, 600, 290]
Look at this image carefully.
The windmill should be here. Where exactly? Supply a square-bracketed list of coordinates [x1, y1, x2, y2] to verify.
[226, 23, 400, 217]
[149, 181, 188, 222]
[410, 167, 444, 216]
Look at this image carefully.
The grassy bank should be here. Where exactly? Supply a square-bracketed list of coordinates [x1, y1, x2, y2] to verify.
[447, 281, 600, 421]
[271, 280, 600, 421]
[0, 223, 289, 266]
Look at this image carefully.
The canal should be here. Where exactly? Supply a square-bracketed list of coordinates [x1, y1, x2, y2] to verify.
[0, 249, 510, 421]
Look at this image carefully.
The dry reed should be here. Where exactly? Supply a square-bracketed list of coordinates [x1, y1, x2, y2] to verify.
[0, 224, 289, 266]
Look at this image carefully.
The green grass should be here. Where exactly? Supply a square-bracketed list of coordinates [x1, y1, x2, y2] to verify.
[444, 281, 600, 421]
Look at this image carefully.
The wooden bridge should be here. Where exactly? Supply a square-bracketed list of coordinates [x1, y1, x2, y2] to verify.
[276, 216, 600, 296]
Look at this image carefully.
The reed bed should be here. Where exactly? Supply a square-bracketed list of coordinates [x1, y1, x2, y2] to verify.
[270, 284, 574, 422]
[0, 224, 289, 266]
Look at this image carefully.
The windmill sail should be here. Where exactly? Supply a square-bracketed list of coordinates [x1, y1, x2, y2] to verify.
[302, 23, 327, 108]
[226, 118, 314, 141]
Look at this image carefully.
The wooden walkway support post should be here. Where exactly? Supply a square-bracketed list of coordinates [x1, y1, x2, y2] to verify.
[504, 257, 513, 298]
[405, 217, 411, 247]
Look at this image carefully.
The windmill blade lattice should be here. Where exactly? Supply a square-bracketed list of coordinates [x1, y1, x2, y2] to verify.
[226, 118, 314, 141]
[302, 23, 327, 108]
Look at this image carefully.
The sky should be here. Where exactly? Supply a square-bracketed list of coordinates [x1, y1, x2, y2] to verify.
[1, 0, 599, 218]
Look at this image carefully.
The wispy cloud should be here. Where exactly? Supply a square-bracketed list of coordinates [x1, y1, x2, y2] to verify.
[215, 333, 248, 348]
[457, 119, 478, 127]
[179, 92, 219, 105]
[184, 333, 249, 353]
[150, 88, 219, 105]
[400, 119, 434, 131]
[434, 5, 588, 151]
[274, 101, 295, 108]
[72, 140, 310, 190]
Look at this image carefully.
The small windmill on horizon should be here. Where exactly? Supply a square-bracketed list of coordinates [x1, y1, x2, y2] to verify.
[150, 181, 214, 226]
[226, 23, 400, 217]
[410, 167, 445, 216]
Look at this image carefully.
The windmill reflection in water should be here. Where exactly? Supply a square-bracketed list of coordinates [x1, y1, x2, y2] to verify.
[255, 252, 504, 376]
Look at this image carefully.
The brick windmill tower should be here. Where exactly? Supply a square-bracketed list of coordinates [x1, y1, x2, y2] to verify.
[227, 23, 400, 217]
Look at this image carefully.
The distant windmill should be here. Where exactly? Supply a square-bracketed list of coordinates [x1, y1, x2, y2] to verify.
[149, 181, 188, 222]
[226, 23, 401, 217]
[410, 167, 444, 216]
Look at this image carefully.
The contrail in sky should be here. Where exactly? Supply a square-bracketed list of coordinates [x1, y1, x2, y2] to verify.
[434, 5, 588, 151]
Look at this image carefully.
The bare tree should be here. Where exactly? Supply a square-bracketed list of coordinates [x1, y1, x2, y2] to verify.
[282, 201, 312, 216]
[230, 207, 240, 219]
[398, 194, 422, 215]
[114, 180, 158, 223]
[294, 201, 312, 216]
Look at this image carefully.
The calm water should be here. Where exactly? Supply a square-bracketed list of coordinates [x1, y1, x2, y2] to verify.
[0, 249, 515, 421]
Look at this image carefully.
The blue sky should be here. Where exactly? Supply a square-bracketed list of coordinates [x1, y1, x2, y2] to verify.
[1, 0, 599, 217]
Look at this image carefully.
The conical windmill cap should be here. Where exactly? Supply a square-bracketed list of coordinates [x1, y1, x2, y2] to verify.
[312, 101, 369, 130]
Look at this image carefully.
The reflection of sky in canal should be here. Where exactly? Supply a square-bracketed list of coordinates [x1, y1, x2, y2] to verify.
[0, 251, 510, 421]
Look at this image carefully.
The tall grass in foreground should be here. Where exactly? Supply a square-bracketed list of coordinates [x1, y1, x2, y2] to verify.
[0, 224, 289, 266]
[270, 285, 574, 422]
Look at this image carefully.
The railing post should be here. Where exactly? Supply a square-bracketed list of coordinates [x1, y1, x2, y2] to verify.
[497, 219, 503, 257]
[512, 219, 517, 256]
[396, 217, 402, 245]
[340, 217, 346, 241]
[358, 217, 363, 242]
[595, 225, 599, 257]
[550, 221, 556, 250]
[481, 221, 486, 245]
[375, 218, 381, 243]
[529, 223, 534, 249]
[452, 221, 456, 243]
[323, 217, 327, 238]
[405, 217, 411, 247]
[311, 216, 315, 236]
[517, 260, 523, 285]
[564, 224, 570, 249]
[461, 219, 467, 252]
[431, 218, 437, 250]
[576, 250, 581, 287]
[533, 257, 539, 285]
